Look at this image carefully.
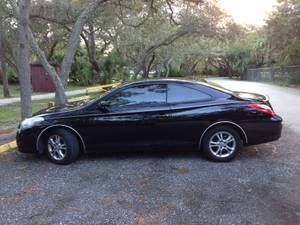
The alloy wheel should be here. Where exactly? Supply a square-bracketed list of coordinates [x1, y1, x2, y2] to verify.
[47, 134, 67, 161]
[208, 131, 236, 158]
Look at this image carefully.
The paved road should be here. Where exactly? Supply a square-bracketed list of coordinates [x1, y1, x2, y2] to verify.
[208, 78, 300, 135]
[1, 79, 300, 225]
[0, 89, 86, 106]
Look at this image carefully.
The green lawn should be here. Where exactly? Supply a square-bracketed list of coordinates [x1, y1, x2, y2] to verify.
[0, 84, 88, 99]
[0, 99, 51, 124]
[0, 85, 21, 98]
[0, 92, 101, 124]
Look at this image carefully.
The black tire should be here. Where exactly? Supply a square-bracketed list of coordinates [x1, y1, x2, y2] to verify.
[202, 125, 242, 162]
[45, 128, 80, 165]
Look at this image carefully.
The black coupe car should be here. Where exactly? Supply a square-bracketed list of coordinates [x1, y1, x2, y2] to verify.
[17, 79, 282, 164]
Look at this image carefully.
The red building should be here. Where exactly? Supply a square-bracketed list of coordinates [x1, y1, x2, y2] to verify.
[31, 64, 61, 92]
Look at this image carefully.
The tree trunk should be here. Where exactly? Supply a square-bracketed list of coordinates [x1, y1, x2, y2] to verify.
[141, 65, 148, 79]
[133, 68, 140, 79]
[87, 24, 101, 73]
[29, 0, 107, 105]
[141, 53, 155, 79]
[155, 65, 161, 78]
[29, 29, 67, 105]
[0, 33, 10, 97]
[60, 0, 108, 85]
[81, 28, 101, 73]
[47, 40, 58, 61]
[179, 63, 191, 76]
[165, 63, 170, 78]
[135, 29, 188, 77]
[180, 58, 200, 77]
[17, 0, 32, 119]
[190, 60, 200, 75]
[164, 57, 173, 78]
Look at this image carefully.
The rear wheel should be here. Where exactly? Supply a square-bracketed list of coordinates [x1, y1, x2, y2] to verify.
[202, 126, 242, 162]
[45, 128, 80, 165]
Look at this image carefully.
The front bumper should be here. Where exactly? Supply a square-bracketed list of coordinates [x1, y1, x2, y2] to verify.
[16, 127, 41, 153]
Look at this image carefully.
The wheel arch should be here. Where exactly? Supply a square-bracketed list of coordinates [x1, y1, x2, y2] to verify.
[36, 124, 86, 154]
[199, 121, 248, 148]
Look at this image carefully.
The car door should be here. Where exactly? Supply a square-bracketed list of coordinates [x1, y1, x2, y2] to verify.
[82, 83, 170, 152]
[165, 84, 214, 147]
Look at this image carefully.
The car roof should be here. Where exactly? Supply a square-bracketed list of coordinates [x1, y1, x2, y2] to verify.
[122, 79, 205, 87]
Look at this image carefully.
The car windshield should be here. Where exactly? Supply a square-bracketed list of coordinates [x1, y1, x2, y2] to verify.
[71, 83, 123, 106]
[93, 84, 122, 100]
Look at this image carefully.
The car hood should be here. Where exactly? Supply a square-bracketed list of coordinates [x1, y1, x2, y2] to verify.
[33, 100, 89, 116]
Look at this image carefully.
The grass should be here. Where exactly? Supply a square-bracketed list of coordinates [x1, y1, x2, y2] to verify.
[0, 99, 52, 124]
[0, 84, 88, 99]
[0, 85, 21, 98]
[0, 92, 102, 125]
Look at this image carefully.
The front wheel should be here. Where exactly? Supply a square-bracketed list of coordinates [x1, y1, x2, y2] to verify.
[45, 128, 80, 165]
[202, 126, 242, 162]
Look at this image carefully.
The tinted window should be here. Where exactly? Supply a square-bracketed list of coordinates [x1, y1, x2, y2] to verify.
[167, 84, 211, 103]
[108, 84, 167, 108]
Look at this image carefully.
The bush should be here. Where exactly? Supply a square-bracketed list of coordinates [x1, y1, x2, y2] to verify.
[165, 68, 183, 78]
[287, 73, 300, 85]
[67, 49, 130, 85]
[98, 51, 130, 84]
[8, 68, 19, 84]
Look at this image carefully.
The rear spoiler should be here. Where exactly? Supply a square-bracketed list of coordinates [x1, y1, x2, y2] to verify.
[233, 91, 272, 109]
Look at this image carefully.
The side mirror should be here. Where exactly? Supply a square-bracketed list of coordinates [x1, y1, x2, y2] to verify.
[97, 100, 110, 109]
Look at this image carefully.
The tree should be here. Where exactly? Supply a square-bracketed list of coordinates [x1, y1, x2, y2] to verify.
[207, 39, 250, 77]
[17, 0, 32, 119]
[28, 0, 110, 105]
[247, 31, 271, 67]
[115, 0, 218, 78]
[0, 0, 18, 75]
[0, 0, 15, 97]
[0, 32, 10, 97]
[265, 0, 300, 65]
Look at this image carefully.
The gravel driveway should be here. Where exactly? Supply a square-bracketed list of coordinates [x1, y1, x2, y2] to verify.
[1, 79, 300, 225]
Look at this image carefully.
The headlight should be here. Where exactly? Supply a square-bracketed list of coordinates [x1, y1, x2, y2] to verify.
[20, 116, 44, 130]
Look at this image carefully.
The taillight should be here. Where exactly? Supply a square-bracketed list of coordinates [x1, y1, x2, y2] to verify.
[248, 103, 276, 116]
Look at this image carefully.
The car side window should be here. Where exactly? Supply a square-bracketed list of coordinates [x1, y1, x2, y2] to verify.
[167, 84, 211, 104]
[107, 84, 167, 108]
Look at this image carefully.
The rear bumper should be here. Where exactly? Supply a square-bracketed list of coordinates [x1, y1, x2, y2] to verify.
[244, 115, 282, 146]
